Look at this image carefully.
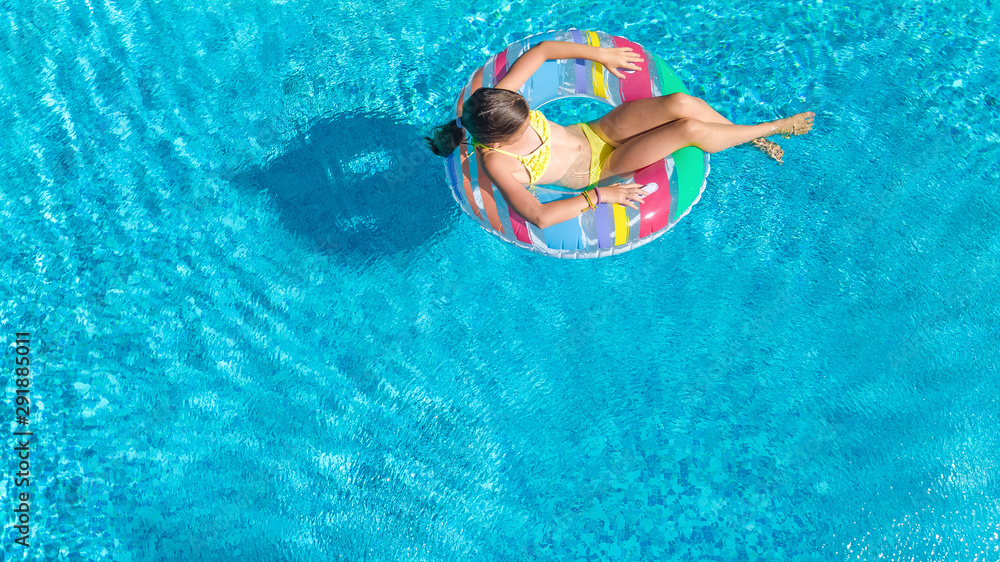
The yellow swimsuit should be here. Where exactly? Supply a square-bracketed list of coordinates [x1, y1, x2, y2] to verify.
[474, 110, 616, 189]
[578, 122, 615, 188]
[473, 110, 551, 184]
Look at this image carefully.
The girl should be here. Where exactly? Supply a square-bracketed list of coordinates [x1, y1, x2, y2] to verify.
[426, 41, 813, 230]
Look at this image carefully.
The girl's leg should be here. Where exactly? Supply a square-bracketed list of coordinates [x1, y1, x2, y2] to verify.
[601, 113, 814, 179]
[591, 93, 733, 146]
[676, 99, 787, 163]
[592, 93, 789, 164]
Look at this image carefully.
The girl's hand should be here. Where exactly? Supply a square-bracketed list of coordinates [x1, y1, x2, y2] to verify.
[598, 47, 644, 79]
[596, 182, 649, 210]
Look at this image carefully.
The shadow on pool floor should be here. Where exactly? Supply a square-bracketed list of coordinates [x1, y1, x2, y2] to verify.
[229, 111, 454, 261]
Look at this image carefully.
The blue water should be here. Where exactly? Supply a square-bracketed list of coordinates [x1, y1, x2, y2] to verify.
[2, 0, 999, 560]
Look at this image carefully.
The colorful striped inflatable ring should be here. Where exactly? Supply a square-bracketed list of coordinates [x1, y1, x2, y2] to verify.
[442, 30, 711, 258]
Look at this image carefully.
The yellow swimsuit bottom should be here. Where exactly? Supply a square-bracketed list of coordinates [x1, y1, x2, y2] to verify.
[578, 122, 615, 188]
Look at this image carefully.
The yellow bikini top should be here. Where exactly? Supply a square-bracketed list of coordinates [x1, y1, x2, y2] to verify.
[472, 110, 551, 184]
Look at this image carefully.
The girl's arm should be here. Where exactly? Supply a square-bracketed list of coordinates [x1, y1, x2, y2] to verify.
[495, 41, 643, 92]
[481, 156, 648, 229]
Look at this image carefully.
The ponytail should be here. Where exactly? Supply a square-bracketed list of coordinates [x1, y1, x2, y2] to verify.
[425, 120, 466, 156]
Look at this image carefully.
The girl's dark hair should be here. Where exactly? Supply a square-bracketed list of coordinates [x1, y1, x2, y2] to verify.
[425, 88, 530, 156]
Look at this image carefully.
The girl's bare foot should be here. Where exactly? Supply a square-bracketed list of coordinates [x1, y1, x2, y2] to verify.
[749, 138, 784, 165]
[771, 112, 815, 138]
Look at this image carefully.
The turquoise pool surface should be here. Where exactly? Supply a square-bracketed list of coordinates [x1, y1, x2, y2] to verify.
[2, 0, 999, 560]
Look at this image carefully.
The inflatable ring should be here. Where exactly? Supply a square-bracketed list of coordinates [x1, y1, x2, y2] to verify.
[443, 30, 711, 259]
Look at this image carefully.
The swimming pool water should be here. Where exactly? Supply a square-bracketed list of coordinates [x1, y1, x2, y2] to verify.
[2, 0, 999, 560]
